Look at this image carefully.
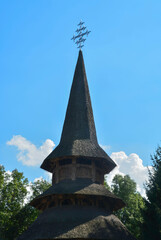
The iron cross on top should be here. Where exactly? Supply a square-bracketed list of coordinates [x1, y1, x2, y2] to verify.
[71, 20, 91, 49]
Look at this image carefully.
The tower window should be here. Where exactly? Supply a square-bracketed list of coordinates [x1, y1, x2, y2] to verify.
[59, 158, 72, 166]
[76, 158, 91, 165]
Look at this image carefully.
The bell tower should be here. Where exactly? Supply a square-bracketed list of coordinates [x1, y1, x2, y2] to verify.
[17, 22, 136, 240]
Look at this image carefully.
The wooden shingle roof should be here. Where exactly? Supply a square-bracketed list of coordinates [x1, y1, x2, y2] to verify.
[41, 50, 116, 173]
[30, 179, 125, 211]
[17, 206, 136, 240]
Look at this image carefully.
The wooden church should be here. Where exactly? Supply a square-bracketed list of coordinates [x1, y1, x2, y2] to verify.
[17, 50, 136, 240]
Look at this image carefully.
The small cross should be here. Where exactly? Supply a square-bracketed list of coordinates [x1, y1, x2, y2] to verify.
[71, 20, 91, 49]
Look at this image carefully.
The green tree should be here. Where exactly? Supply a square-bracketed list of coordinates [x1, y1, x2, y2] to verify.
[0, 166, 51, 240]
[111, 174, 145, 239]
[0, 168, 28, 239]
[104, 180, 111, 191]
[30, 178, 52, 200]
[142, 146, 161, 240]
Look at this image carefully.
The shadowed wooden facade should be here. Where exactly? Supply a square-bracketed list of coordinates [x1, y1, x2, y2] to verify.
[51, 158, 105, 184]
[17, 50, 136, 240]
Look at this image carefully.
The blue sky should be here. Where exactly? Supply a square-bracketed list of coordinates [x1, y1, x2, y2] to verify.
[0, 1, 161, 193]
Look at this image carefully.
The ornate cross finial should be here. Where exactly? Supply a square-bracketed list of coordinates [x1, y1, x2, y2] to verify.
[71, 20, 91, 49]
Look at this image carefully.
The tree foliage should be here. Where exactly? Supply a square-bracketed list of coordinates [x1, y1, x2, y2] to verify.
[142, 146, 161, 240]
[111, 175, 136, 202]
[0, 166, 51, 240]
[105, 174, 145, 239]
[3, 155, 161, 240]
[104, 180, 110, 191]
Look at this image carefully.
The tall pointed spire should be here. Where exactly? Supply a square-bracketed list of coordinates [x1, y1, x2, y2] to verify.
[41, 50, 116, 173]
[60, 50, 97, 144]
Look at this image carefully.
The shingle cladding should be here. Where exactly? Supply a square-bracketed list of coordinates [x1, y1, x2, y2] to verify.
[17, 51, 137, 240]
[17, 206, 136, 240]
[41, 50, 116, 173]
[30, 179, 125, 211]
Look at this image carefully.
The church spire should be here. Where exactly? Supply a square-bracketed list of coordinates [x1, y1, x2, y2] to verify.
[17, 22, 136, 240]
[41, 50, 116, 174]
[60, 50, 97, 144]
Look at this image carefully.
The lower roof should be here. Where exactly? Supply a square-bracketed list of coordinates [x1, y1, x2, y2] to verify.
[17, 205, 136, 240]
[30, 179, 125, 211]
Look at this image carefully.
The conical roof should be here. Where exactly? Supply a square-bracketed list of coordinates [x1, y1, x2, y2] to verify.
[41, 50, 116, 173]
[17, 206, 136, 240]
[61, 50, 97, 145]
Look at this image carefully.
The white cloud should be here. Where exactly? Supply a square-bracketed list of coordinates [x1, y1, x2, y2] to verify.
[3, 170, 13, 183]
[100, 144, 111, 151]
[25, 183, 33, 204]
[34, 173, 52, 183]
[33, 176, 44, 182]
[6, 170, 12, 175]
[44, 172, 52, 181]
[105, 151, 151, 197]
[7, 136, 151, 197]
[7, 135, 55, 166]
